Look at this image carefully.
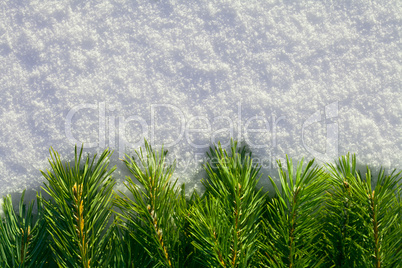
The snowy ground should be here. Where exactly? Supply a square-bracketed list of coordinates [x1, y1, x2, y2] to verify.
[0, 0, 401, 213]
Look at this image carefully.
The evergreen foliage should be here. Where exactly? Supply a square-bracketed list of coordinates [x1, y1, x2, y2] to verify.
[188, 140, 266, 267]
[260, 156, 328, 267]
[114, 140, 189, 267]
[40, 146, 116, 267]
[322, 154, 402, 267]
[0, 141, 400, 267]
[0, 191, 48, 267]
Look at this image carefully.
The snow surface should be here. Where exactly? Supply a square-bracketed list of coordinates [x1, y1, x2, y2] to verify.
[0, 0, 401, 214]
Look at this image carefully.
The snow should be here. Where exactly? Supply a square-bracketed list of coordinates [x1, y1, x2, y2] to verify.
[0, 0, 401, 214]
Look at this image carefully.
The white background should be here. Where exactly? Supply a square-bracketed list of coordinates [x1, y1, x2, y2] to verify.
[0, 0, 401, 212]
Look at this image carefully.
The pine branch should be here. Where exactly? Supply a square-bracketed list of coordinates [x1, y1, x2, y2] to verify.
[40, 145, 116, 268]
[0, 190, 48, 267]
[114, 139, 188, 267]
[188, 139, 266, 267]
[261, 155, 327, 267]
[322, 153, 402, 267]
[320, 153, 370, 267]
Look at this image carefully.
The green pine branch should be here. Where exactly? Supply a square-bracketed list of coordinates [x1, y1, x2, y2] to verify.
[188, 139, 266, 267]
[114, 139, 189, 267]
[40, 145, 116, 268]
[260, 155, 328, 268]
[0, 190, 48, 267]
[322, 153, 402, 267]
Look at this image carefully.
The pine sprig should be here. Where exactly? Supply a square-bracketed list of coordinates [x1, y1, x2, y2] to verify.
[40, 145, 116, 268]
[0, 190, 48, 267]
[260, 155, 328, 267]
[322, 153, 402, 267]
[114, 140, 188, 267]
[320, 155, 369, 267]
[188, 140, 266, 267]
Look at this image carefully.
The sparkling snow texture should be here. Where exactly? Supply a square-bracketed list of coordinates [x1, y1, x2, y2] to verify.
[0, 0, 401, 214]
